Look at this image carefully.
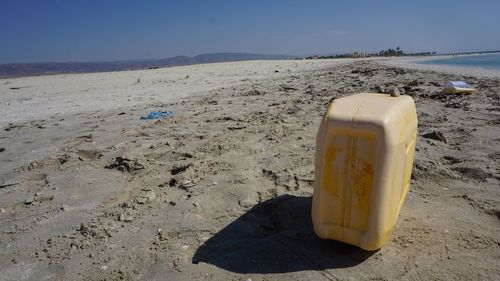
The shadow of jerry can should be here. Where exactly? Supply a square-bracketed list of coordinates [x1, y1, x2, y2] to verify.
[312, 93, 417, 251]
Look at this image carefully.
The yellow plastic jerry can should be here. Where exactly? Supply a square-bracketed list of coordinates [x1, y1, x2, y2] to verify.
[312, 93, 417, 250]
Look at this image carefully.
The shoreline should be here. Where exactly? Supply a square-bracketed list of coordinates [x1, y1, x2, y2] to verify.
[380, 55, 500, 78]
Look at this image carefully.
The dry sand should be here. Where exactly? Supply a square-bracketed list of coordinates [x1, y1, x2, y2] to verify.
[0, 59, 499, 280]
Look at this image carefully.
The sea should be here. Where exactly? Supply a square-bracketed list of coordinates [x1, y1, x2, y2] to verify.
[419, 52, 500, 70]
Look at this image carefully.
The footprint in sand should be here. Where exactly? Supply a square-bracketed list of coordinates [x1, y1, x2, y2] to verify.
[76, 149, 103, 161]
[28, 173, 47, 181]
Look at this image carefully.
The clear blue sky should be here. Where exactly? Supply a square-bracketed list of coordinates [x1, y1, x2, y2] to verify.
[1, 0, 499, 64]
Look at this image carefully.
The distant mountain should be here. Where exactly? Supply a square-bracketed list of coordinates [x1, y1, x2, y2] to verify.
[0, 53, 292, 78]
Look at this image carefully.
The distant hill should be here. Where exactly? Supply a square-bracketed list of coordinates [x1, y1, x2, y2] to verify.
[0, 53, 292, 78]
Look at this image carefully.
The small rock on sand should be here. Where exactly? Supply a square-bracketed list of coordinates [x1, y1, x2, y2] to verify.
[388, 87, 401, 97]
[24, 197, 34, 205]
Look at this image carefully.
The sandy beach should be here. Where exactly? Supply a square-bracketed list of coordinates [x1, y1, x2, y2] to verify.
[1, 59, 499, 280]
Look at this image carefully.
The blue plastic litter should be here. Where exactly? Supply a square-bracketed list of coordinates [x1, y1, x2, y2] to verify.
[140, 111, 173, 120]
